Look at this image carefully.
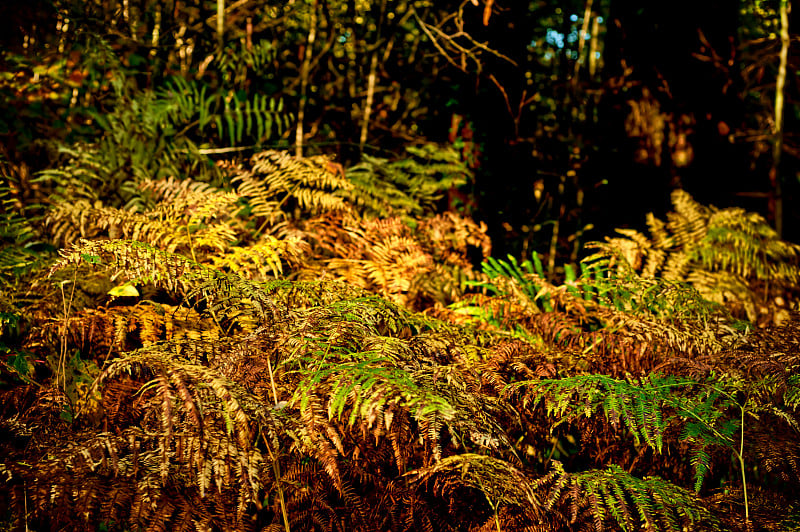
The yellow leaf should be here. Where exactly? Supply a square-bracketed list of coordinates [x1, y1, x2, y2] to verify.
[108, 283, 140, 297]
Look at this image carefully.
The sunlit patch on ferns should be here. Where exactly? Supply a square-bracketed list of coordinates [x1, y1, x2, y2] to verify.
[229, 149, 352, 221]
[588, 189, 800, 324]
[45, 177, 243, 253]
[456, 251, 735, 374]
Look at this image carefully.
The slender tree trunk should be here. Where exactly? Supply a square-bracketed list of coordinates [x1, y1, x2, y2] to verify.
[359, 50, 379, 153]
[572, 0, 594, 84]
[359, 0, 387, 154]
[217, 0, 225, 49]
[296, 0, 319, 157]
[150, 4, 161, 58]
[771, 0, 790, 238]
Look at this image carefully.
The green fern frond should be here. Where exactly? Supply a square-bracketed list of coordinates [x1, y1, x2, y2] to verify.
[568, 464, 715, 531]
[342, 143, 471, 221]
[786, 374, 800, 410]
[162, 75, 289, 146]
[0, 182, 42, 279]
[507, 374, 674, 453]
[506, 373, 741, 491]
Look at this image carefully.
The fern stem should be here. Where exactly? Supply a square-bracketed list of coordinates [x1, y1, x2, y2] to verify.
[267, 357, 280, 413]
[57, 270, 78, 393]
[185, 224, 197, 263]
[262, 432, 291, 532]
[668, 380, 751, 524]
[477, 476, 503, 532]
[738, 402, 750, 526]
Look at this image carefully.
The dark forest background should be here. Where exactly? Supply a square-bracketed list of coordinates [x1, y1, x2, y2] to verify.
[1, 0, 798, 259]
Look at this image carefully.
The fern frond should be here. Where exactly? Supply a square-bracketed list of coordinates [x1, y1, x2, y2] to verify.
[587, 190, 800, 324]
[506, 373, 741, 491]
[210, 235, 307, 280]
[0, 178, 42, 280]
[251, 149, 352, 212]
[342, 143, 471, 221]
[161, 75, 289, 146]
[46, 176, 243, 255]
[406, 453, 549, 514]
[568, 464, 715, 531]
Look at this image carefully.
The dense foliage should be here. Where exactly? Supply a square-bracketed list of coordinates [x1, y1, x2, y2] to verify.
[3, 140, 800, 530]
[2, 1, 800, 531]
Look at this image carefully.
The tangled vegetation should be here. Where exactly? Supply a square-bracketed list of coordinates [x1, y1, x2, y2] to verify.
[2, 140, 800, 531]
[2, 2, 800, 530]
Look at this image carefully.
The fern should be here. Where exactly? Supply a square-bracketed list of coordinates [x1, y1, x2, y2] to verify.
[588, 190, 800, 323]
[160, 76, 289, 147]
[342, 143, 471, 222]
[407, 455, 715, 532]
[0, 182, 41, 280]
[506, 373, 744, 493]
[568, 463, 714, 531]
[230, 149, 352, 226]
[41, 75, 291, 209]
[216, 40, 278, 86]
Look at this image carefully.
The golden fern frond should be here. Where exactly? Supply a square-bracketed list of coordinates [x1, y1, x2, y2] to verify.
[406, 453, 551, 518]
[46, 302, 214, 356]
[230, 164, 285, 224]
[46, 187, 242, 255]
[668, 189, 711, 247]
[49, 239, 283, 321]
[252, 149, 351, 211]
[310, 215, 434, 304]
[588, 190, 800, 324]
[209, 234, 306, 280]
[416, 212, 491, 267]
[700, 207, 799, 282]
[50, 238, 198, 292]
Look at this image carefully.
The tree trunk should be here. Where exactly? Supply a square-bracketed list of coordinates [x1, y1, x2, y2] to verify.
[771, 0, 790, 238]
[296, 0, 319, 158]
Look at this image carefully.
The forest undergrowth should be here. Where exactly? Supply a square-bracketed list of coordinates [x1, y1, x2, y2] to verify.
[2, 143, 800, 532]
